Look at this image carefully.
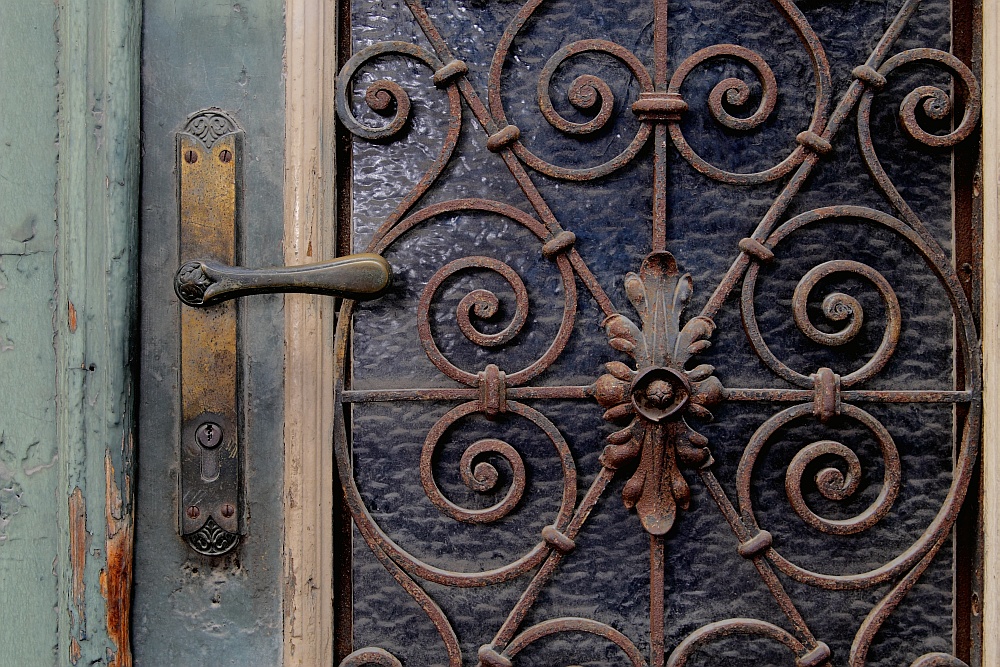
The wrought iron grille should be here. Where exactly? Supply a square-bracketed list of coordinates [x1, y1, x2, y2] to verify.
[333, 0, 982, 664]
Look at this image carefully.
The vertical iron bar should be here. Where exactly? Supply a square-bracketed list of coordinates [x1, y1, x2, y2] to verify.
[651, 0, 670, 252]
[650, 534, 666, 667]
[334, 0, 355, 659]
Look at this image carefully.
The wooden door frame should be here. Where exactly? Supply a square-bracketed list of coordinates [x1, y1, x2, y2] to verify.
[282, 0, 339, 663]
[980, 0, 1000, 663]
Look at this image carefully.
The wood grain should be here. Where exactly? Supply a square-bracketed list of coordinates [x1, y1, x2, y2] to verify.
[283, 0, 338, 663]
[53, 0, 141, 663]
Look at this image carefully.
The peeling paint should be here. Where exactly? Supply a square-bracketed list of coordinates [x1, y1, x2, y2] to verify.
[23, 452, 57, 477]
[67, 300, 77, 333]
[67, 486, 89, 664]
[0, 460, 24, 545]
[101, 451, 133, 667]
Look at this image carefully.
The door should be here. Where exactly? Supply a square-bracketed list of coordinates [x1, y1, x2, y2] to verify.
[133, 0, 983, 665]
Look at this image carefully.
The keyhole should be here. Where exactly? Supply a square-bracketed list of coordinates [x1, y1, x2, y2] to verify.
[196, 422, 224, 482]
[196, 422, 223, 449]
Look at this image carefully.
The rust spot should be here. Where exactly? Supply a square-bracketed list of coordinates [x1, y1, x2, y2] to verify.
[68, 487, 88, 663]
[306, 240, 313, 257]
[70, 637, 81, 664]
[68, 301, 77, 333]
[102, 450, 134, 667]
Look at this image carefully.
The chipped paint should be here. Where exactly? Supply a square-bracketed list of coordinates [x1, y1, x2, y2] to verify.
[101, 451, 133, 667]
[68, 300, 77, 333]
[68, 487, 89, 664]
[0, 460, 24, 545]
[23, 453, 58, 477]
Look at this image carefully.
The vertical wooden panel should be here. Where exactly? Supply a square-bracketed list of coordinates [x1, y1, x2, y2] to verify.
[0, 2, 61, 661]
[52, 0, 141, 664]
[981, 0, 1000, 662]
[283, 0, 338, 663]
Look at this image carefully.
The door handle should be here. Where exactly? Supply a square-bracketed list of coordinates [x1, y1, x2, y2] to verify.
[174, 109, 391, 556]
[174, 253, 391, 307]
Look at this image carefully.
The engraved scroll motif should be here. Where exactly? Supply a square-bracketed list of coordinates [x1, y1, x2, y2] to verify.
[183, 111, 238, 149]
[185, 517, 240, 557]
[333, 0, 982, 665]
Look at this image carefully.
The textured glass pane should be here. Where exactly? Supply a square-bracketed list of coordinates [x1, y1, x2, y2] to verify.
[336, 0, 981, 665]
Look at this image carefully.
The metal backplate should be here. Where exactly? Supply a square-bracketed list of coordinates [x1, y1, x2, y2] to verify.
[177, 109, 242, 556]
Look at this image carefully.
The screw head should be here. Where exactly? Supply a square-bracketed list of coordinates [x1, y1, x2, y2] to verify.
[186, 505, 201, 519]
[184, 149, 198, 164]
[196, 422, 224, 449]
[219, 149, 233, 163]
[221, 503, 235, 518]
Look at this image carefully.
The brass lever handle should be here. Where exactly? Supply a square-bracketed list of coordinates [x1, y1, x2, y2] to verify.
[175, 253, 391, 306]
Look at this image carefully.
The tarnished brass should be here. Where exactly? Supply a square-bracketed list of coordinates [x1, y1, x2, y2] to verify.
[174, 110, 391, 557]
[175, 253, 391, 307]
[177, 109, 242, 556]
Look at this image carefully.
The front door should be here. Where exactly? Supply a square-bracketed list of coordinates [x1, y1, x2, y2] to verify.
[134, 0, 984, 664]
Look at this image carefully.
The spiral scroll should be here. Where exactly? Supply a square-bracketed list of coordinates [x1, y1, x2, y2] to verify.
[739, 403, 901, 540]
[665, 0, 833, 184]
[420, 401, 577, 527]
[428, 256, 531, 349]
[857, 48, 981, 244]
[742, 212, 909, 388]
[488, 0, 655, 180]
[667, 44, 790, 184]
[379, 199, 577, 388]
[336, 41, 446, 142]
[790, 260, 901, 349]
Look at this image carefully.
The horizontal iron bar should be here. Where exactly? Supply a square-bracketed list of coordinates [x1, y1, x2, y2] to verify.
[342, 386, 972, 404]
[724, 388, 974, 403]
[341, 386, 593, 402]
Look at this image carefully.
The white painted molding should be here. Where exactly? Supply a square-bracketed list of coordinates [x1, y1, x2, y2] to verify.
[283, 0, 338, 663]
[981, 0, 1000, 663]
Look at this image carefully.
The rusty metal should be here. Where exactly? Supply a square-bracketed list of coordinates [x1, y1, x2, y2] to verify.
[329, 0, 984, 664]
[176, 109, 242, 556]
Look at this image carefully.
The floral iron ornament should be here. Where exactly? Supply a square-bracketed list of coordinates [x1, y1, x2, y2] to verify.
[590, 251, 723, 535]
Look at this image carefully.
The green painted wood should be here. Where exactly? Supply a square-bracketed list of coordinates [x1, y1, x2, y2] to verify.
[0, 5, 61, 661]
[53, 0, 142, 664]
[0, 0, 141, 665]
[133, 0, 287, 662]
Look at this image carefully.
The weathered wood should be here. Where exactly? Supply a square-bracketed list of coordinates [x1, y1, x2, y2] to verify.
[283, 0, 338, 663]
[0, 0, 140, 664]
[133, 0, 287, 662]
[53, 0, 141, 663]
[981, 0, 1000, 663]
